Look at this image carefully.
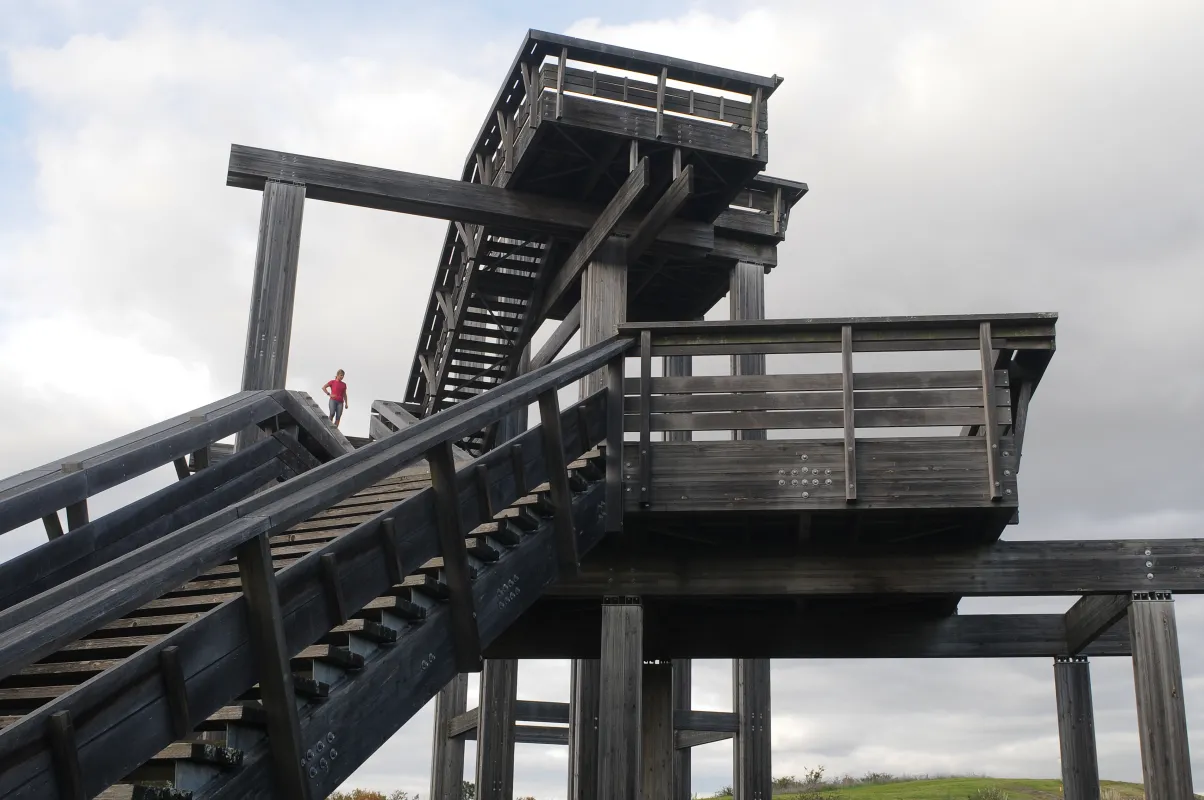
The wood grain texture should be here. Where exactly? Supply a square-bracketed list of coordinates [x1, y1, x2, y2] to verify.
[569, 658, 601, 800]
[672, 659, 692, 800]
[1129, 593, 1194, 800]
[476, 659, 518, 800]
[579, 238, 627, 399]
[1053, 657, 1100, 800]
[729, 261, 766, 443]
[733, 658, 771, 800]
[1065, 594, 1132, 654]
[598, 599, 643, 800]
[627, 165, 694, 262]
[529, 303, 580, 371]
[430, 674, 469, 800]
[641, 661, 673, 799]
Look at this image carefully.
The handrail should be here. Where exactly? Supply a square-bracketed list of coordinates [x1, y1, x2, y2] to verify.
[0, 335, 635, 682]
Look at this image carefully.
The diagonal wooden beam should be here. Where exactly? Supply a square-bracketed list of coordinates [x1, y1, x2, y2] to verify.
[1065, 593, 1132, 654]
[529, 303, 581, 371]
[626, 166, 694, 263]
[538, 157, 650, 319]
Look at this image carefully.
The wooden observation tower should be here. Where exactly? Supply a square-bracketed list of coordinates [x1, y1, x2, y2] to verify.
[0, 29, 1195, 800]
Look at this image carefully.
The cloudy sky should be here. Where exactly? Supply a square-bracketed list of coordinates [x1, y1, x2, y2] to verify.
[2, 0, 1203, 796]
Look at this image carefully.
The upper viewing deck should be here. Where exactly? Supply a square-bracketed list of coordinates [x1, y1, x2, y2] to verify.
[405, 31, 809, 446]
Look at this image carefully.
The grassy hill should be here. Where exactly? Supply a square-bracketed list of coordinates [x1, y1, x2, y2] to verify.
[711, 777, 1150, 799]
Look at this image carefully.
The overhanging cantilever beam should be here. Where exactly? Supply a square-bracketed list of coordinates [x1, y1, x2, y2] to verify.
[626, 165, 694, 262]
[538, 158, 649, 319]
[227, 146, 777, 265]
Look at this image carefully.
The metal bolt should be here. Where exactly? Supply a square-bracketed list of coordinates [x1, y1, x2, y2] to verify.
[316, 741, 325, 754]
[1147, 573, 1154, 580]
[825, 478, 832, 485]
[992, 443, 998, 449]
[1145, 549, 1152, 556]
[825, 469, 831, 475]
[849, 483, 855, 489]
[778, 479, 785, 486]
[778, 469, 785, 475]
[1146, 561, 1153, 568]
[1004, 470, 1011, 476]
[320, 757, 329, 771]
[641, 486, 647, 491]
[994, 481, 1000, 487]
[802, 492, 810, 498]
[791, 469, 798, 476]
[310, 767, 318, 778]
[307, 750, 315, 761]
[1003, 451, 1009, 457]
[801, 454, 808, 461]
[790, 479, 798, 486]
[328, 733, 335, 742]
[330, 748, 338, 760]
[1005, 489, 1012, 495]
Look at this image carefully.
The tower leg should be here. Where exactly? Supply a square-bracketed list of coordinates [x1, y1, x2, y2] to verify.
[642, 661, 673, 798]
[430, 674, 468, 800]
[672, 659, 692, 800]
[733, 658, 772, 800]
[598, 598, 643, 800]
[1054, 656, 1100, 800]
[569, 659, 601, 800]
[476, 659, 518, 800]
[1130, 592, 1193, 800]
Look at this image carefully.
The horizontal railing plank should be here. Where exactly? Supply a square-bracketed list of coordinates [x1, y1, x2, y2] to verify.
[623, 371, 1009, 395]
[623, 388, 1009, 415]
[623, 406, 1012, 432]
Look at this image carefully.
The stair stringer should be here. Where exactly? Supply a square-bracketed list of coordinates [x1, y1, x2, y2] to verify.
[199, 478, 607, 798]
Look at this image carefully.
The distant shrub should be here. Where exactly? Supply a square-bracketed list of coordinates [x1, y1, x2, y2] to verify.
[967, 788, 1010, 800]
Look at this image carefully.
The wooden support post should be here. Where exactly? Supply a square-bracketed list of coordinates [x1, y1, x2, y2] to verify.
[237, 532, 311, 800]
[569, 658, 602, 800]
[173, 457, 190, 481]
[47, 710, 85, 800]
[730, 262, 766, 441]
[1013, 379, 1034, 469]
[61, 462, 89, 531]
[637, 330, 652, 509]
[1054, 656, 1100, 800]
[160, 645, 192, 740]
[1129, 591, 1193, 800]
[556, 47, 567, 119]
[579, 237, 628, 398]
[642, 661, 674, 798]
[378, 517, 405, 586]
[672, 659, 692, 800]
[655, 67, 668, 139]
[750, 87, 763, 158]
[476, 659, 519, 800]
[537, 389, 579, 576]
[733, 659, 771, 800]
[841, 325, 857, 502]
[431, 674, 469, 800]
[319, 553, 348, 626]
[979, 322, 1003, 500]
[427, 440, 482, 673]
[605, 356, 625, 532]
[238, 179, 305, 450]
[599, 597, 643, 800]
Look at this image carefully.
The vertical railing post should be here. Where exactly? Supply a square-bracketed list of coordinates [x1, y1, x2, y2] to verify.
[556, 47, 567, 119]
[537, 389, 579, 576]
[637, 330, 652, 509]
[841, 325, 857, 502]
[237, 532, 312, 800]
[750, 87, 763, 158]
[426, 441, 482, 673]
[605, 355, 625, 532]
[979, 322, 1003, 500]
[655, 67, 668, 140]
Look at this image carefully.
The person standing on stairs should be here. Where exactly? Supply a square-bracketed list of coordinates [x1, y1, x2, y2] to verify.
[322, 369, 349, 428]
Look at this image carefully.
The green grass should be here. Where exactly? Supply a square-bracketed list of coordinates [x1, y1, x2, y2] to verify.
[709, 777, 1149, 800]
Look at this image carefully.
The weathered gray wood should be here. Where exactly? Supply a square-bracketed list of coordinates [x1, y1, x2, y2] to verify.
[580, 238, 627, 398]
[0, 435, 286, 615]
[320, 553, 349, 626]
[159, 646, 192, 740]
[0, 391, 284, 535]
[675, 710, 740, 732]
[569, 658, 601, 800]
[427, 440, 482, 672]
[841, 324, 856, 501]
[729, 261, 767, 442]
[638, 330, 652, 508]
[41, 512, 63, 541]
[197, 478, 610, 800]
[1065, 594, 1131, 654]
[617, 313, 1057, 339]
[538, 390, 579, 575]
[227, 146, 783, 264]
[530, 304, 581, 371]
[539, 158, 647, 319]
[642, 661, 673, 799]
[476, 659, 518, 800]
[625, 370, 1009, 395]
[0, 393, 609, 798]
[279, 390, 356, 459]
[1129, 592, 1193, 800]
[624, 387, 1005, 414]
[624, 406, 1012, 432]
[1054, 656, 1100, 800]
[598, 598, 643, 800]
[606, 356, 624, 532]
[979, 322, 1002, 500]
[1012, 379, 1033, 468]
[733, 658, 771, 800]
[431, 674, 469, 800]
[671, 659, 691, 800]
[48, 710, 85, 800]
[173, 458, 190, 481]
[238, 182, 305, 417]
[547, 536, 1197, 598]
[627, 166, 694, 261]
[236, 532, 311, 800]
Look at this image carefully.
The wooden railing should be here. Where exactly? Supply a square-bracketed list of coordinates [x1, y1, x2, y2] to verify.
[0, 335, 633, 799]
[617, 314, 1056, 512]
